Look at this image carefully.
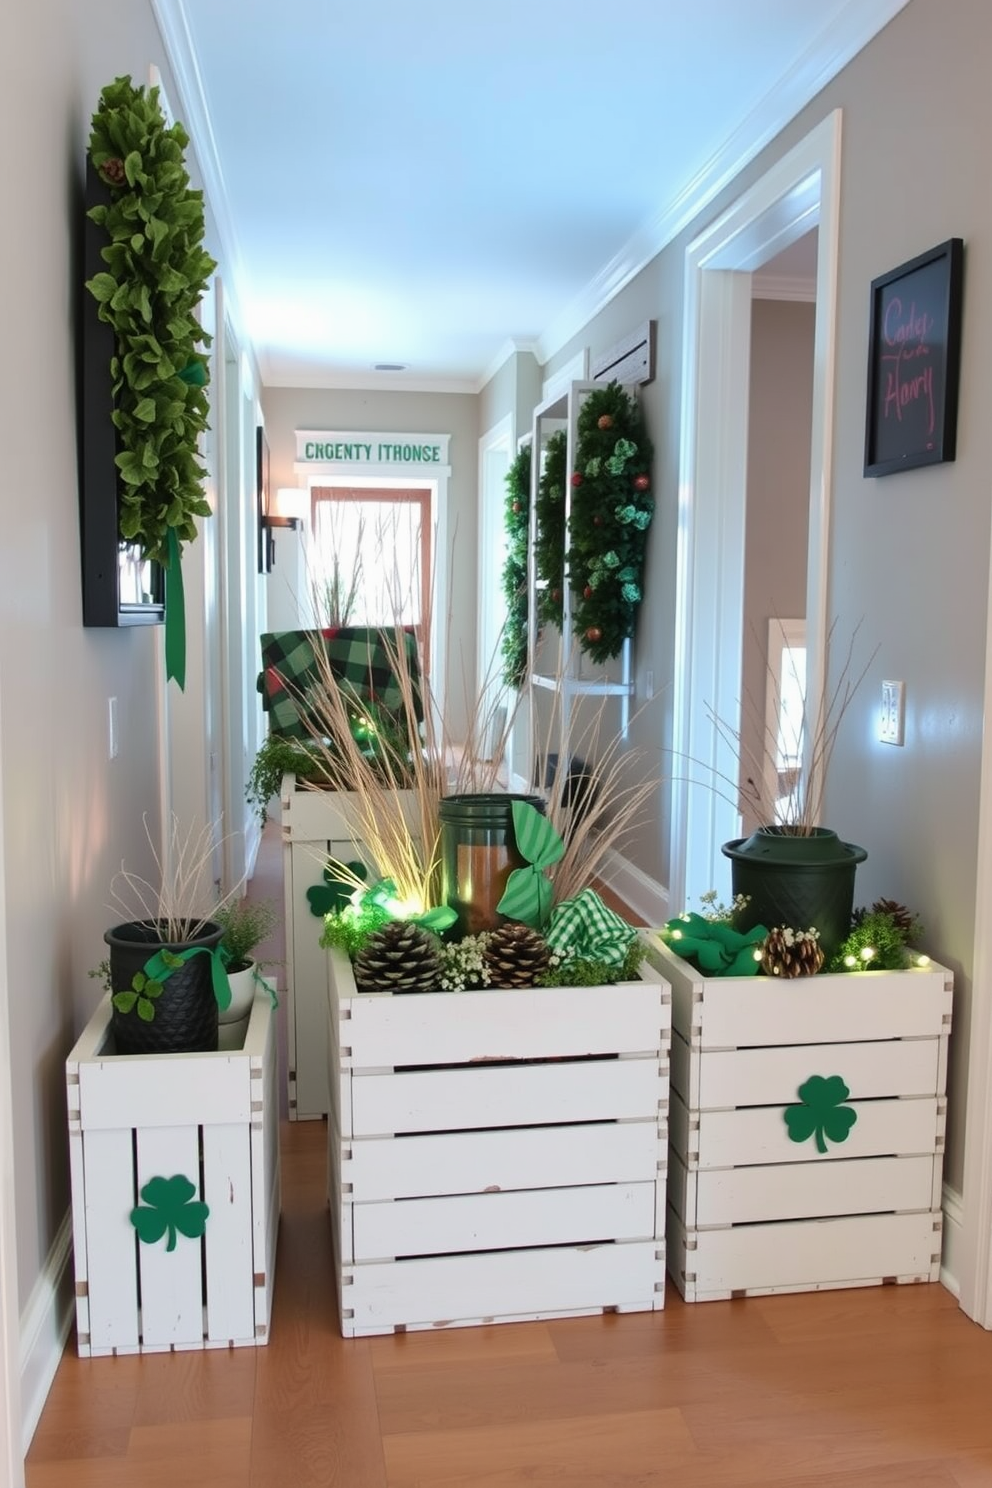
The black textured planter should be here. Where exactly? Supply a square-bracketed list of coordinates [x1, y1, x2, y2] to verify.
[722, 827, 867, 963]
[105, 919, 223, 1054]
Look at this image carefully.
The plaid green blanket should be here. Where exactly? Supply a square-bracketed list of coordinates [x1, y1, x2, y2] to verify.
[257, 627, 422, 739]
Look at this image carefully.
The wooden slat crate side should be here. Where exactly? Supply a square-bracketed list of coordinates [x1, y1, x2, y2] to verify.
[135, 1124, 205, 1349]
[345, 1120, 662, 1201]
[80, 1127, 139, 1354]
[695, 1094, 940, 1168]
[342, 1239, 665, 1334]
[352, 1180, 658, 1262]
[76, 1037, 252, 1133]
[280, 777, 419, 842]
[333, 951, 670, 1067]
[646, 937, 952, 1047]
[695, 1037, 942, 1109]
[284, 835, 335, 1119]
[255, 999, 280, 1335]
[692, 1152, 938, 1227]
[679, 1209, 942, 1296]
[202, 1122, 255, 1344]
[351, 1056, 664, 1136]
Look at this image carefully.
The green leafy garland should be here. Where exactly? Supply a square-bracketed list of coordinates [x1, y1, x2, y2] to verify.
[568, 382, 654, 664]
[85, 76, 217, 569]
[499, 443, 532, 689]
[534, 429, 567, 628]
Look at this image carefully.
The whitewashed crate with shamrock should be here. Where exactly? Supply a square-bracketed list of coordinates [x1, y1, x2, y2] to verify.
[281, 772, 420, 1119]
[645, 936, 953, 1302]
[326, 938, 672, 1336]
[65, 986, 280, 1355]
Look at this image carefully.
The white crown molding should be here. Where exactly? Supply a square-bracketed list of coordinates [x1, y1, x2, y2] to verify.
[477, 338, 541, 394]
[151, 0, 250, 331]
[263, 366, 480, 396]
[537, 0, 910, 364]
[751, 272, 817, 303]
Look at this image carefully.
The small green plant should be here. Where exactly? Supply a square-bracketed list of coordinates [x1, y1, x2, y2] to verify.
[215, 897, 279, 973]
[109, 951, 183, 1022]
[246, 734, 331, 824]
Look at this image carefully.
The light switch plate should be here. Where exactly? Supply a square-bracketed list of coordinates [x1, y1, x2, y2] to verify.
[880, 680, 905, 746]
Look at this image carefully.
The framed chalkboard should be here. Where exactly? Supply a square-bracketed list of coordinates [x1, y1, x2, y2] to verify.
[864, 238, 963, 478]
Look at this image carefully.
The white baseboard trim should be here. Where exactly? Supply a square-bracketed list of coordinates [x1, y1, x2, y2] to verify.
[598, 847, 669, 927]
[20, 1210, 73, 1454]
[941, 1183, 963, 1299]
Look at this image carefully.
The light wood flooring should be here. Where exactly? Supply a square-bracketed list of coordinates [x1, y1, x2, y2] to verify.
[25, 820, 992, 1486]
[25, 1117, 992, 1487]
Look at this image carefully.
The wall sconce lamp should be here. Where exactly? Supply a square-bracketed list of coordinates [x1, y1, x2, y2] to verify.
[260, 486, 308, 573]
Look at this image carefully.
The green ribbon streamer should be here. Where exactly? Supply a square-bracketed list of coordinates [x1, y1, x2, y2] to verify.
[143, 944, 232, 1012]
[496, 801, 564, 929]
[164, 527, 186, 691]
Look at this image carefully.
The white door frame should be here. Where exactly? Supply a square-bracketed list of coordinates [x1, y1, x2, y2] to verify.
[669, 110, 842, 912]
[0, 671, 25, 1486]
[958, 545, 992, 1325]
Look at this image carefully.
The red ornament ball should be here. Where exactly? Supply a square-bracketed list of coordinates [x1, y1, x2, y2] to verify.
[571, 472, 583, 488]
[512, 501, 521, 513]
[586, 626, 603, 643]
[592, 514, 602, 526]
[633, 473, 650, 492]
[583, 585, 593, 600]
[597, 414, 614, 431]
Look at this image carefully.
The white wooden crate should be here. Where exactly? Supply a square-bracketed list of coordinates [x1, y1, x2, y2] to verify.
[65, 987, 280, 1355]
[327, 939, 671, 1335]
[281, 773, 421, 1119]
[645, 935, 952, 1303]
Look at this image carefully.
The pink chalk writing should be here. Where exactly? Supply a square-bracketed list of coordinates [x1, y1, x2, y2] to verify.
[880, 296, 935, 433]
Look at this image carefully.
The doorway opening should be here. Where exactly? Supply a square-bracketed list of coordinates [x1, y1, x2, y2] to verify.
[669, 110, 842, 911]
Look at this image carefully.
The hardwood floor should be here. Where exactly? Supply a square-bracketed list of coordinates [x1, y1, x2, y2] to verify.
[26, 820, 992, 1485]
[25, 1113, 992, 1487]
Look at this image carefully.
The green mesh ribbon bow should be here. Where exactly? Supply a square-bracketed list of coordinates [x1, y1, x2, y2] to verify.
[661, 911, 768, 977]
[496, 800, 564, 930]
[352, 877, 457, 934]
[545, 888, 636, 968]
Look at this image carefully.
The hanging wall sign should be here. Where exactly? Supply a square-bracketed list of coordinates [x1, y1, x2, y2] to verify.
[863, 238, 964, 478]
[295, 430, 450, 467]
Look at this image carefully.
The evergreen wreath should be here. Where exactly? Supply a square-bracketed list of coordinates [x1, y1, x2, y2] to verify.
[85, 76, 217, 570]
[499, 443, 532, 689]
[567, 381, 654, 664]
[534, 429, 567, 628]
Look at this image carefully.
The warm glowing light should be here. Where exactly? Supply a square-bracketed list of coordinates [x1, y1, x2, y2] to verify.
[753, 948, 763, 961]
[916, 953, 931, 967]
[860, 946, 876, 962]
[844, 954, 857, 968]
[671, 928, 682, 940]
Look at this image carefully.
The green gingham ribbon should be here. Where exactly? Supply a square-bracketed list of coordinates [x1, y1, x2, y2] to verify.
[142, 944, 232, 1012]
[545, 888, 636, 969]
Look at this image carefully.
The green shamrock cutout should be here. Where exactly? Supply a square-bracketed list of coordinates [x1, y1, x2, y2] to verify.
[307, 859, 367, 917]
[784, 1075, 858, 1154]
[111, 966, 170, 1022]
[496, 801, 564, 930]
[130, 1174, 210, 1251]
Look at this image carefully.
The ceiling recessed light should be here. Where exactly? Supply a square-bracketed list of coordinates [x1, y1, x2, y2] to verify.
[374, 362, 407, 372]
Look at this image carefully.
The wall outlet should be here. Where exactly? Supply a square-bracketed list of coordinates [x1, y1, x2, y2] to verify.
[880, 679, 905, 746]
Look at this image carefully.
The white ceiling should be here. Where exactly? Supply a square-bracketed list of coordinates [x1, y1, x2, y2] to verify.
[154, 0, 907, 392]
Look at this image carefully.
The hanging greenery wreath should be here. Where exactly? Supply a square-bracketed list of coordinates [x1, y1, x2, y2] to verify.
[567, 381, 654, 664]
[534, 429, 567, 628]
[85, 75, 217, 686]
[499, 443, 532, 689]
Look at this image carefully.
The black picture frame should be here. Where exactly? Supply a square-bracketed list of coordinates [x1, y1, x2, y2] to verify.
[79, 162, 165, 627]
[864, 237, 964, 478]
[257, 424, 274, 574]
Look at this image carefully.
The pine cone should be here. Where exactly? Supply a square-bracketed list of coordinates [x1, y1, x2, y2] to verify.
[760, 926, 825, 978]
[353, 921, 440, 994]
[484, 923, 550, 988]
[870, 899, 917, 937]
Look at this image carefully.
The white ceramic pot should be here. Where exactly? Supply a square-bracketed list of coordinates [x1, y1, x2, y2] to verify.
[218, 962, 257, 1050]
